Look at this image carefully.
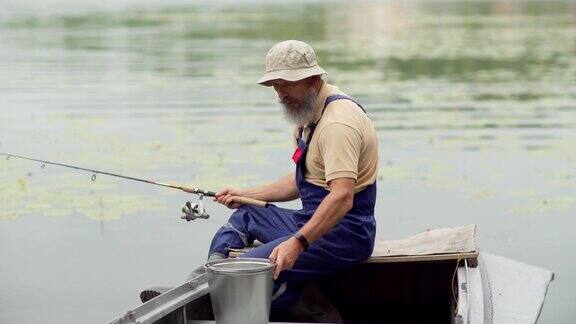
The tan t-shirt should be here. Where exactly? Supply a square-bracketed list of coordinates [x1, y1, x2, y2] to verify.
[293, 82, 379, 192]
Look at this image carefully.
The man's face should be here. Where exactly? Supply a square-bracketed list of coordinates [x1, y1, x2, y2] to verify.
[271, 78, 311, 106]
[271, 78, 318, 126]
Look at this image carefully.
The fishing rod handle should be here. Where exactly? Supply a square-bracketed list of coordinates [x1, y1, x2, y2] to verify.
[232, 196, 268, 208]
[179, 187, 217, 196]
[179, 186, 267, 207]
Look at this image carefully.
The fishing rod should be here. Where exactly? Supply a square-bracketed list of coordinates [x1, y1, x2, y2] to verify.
[0, 152, 268, 220]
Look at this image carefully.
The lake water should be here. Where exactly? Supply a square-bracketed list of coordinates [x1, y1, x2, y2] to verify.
[0, 0, 575, 323]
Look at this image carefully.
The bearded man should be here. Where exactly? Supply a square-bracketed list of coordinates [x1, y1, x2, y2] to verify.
[210, 40, 379, 313]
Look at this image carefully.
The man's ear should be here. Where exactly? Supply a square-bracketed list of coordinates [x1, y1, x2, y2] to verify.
[312, 75, 322, 91]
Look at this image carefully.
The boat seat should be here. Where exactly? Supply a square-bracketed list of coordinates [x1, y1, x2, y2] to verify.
[229, 224, 478, 266]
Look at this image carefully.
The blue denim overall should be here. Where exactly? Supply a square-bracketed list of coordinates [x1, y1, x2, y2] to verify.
[208, 95, 377, 309]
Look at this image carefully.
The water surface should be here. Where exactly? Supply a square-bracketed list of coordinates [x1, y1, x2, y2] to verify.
[1, 1, 575, 323]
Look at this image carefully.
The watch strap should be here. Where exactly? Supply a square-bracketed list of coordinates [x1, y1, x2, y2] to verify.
[293, 232, 309, 250]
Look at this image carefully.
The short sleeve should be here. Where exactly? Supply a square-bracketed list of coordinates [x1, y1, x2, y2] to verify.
[317, 122, 362, 182]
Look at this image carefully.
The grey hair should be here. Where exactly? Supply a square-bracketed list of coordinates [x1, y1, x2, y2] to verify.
[281, 87, 318, 126]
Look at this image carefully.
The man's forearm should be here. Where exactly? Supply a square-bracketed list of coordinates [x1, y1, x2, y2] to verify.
[240, 172, 299, 202]
[298, 187, 354, 244]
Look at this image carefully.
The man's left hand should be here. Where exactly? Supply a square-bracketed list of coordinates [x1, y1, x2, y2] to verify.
[269, 237, 304, 280]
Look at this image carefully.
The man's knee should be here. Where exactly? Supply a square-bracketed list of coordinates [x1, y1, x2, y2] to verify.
[228, 204, 262, 227]
[240, 244, 271, 259]
[234, 204, 262, 215]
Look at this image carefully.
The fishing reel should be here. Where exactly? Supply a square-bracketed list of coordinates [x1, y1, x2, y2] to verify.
[180, 195, 210, 221]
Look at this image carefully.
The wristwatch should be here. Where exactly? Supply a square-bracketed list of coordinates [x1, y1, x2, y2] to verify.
[293, 232, 310, 250]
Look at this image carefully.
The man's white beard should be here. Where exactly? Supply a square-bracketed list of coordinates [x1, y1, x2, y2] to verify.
[280, 88, 318, 126]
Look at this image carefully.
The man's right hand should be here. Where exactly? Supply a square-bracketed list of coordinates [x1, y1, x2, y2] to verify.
[214, 188, 244, 209]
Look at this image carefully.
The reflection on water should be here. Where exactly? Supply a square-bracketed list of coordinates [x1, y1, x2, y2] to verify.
[0, 1, 575, 323]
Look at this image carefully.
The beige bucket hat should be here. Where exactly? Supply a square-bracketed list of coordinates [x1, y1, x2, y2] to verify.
[258, 40, 327, 86]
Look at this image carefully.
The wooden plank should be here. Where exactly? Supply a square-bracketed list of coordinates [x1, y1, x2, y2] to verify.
[365, 251, 478, 266]
[228, 251, 244, 258]
[230, 249, 478, 267]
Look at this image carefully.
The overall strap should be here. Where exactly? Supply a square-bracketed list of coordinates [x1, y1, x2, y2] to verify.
[298, 95, 367, 146]
[321, 95, 366, 116]
[296, 127, 307, 149]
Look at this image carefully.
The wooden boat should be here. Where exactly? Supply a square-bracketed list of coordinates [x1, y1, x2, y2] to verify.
[110, 225, 554, 323]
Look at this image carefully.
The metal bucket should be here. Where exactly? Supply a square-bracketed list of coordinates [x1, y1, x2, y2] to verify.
[205, 258, 275, 324]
